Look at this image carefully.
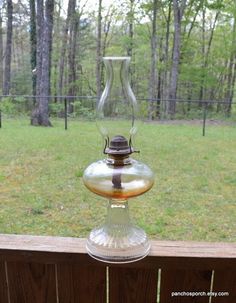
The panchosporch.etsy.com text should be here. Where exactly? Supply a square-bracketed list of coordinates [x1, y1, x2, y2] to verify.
[171, 291, 229, 297]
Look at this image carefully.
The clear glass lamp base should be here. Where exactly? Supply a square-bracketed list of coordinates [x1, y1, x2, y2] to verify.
[86, 200, 150, 263]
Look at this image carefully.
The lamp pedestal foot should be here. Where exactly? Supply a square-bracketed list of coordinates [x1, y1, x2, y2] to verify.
[86, 200, 150, 263]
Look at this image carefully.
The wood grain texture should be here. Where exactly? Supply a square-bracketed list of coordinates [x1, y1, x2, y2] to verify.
[57, 263, 106, 303]
[0, 235, 235, 270]
[0, 235, 235, 303]
[160, 269, 212, 303]
[0, 262, 9, 303]
[212, 270, 236, 303]
[7, 262, 57, 303]
[0, 234, 235, 258]
[109, 267, 158, 303]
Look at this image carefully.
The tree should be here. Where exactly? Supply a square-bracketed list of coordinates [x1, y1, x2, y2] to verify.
[199, 5, 220, 105]
[51, 1, 61, 101]
[3, 0, 13, 95]
[96, 0, 102, 104]
[0, 0, 235, 121]
[100, 4, 117, 87]
[225, 6, 236, 115]
[160, 0, 171, 113]
[126, 0, 135, 88]
[35, 0, 43, 98]
[31, 0, 54, 126]
[67, 0, 77, 101]
[168, 0, 186, 117]
[0, 7, 3, 93]
[180, 0, 203, 108]
[148, 0, 158, 120]
[29, 0, 37, 96]
[58, 0, 75, 97]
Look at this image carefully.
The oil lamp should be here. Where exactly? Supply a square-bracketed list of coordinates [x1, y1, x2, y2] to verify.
[83, 57, 154, 263]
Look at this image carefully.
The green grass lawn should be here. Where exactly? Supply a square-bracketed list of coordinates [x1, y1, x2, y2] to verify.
[0, 118, 235, 241]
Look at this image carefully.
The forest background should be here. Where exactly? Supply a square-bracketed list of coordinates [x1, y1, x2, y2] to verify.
[0, 0, 235, 125]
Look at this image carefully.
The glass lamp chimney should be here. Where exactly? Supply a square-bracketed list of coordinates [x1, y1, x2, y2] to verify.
[96, 57, 138, 152]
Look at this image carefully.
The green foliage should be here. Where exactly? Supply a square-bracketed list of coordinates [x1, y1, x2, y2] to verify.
[72, 100, 96, 120]
[49, 102, 64, 116]
[0, 98, 16, 115]
[3, 0, 236, 120]
[139, 100, 149, 118]
[0, 97, 31, 116]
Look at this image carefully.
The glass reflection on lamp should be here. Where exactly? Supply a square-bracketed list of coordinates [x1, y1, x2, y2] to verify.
[83, 57, 154, 263]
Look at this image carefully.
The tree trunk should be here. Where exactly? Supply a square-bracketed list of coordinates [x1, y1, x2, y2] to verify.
[3, 0, 13, 95]
[168, 0, 186, 118]
[58, 0, 73, 97]
[29, 0, 37, 97]
[216, 61, 227, 112]
[68, 0, 77, 112]
[0, 9, 3, 93]
[52, 3, 61, 101]
[101, 5, 114, 88]
[148, 0, 158, 120]
[183, 0, 203, 41]
[198, 4, 206, 106]
[127, 0, 135, 89]
[31, 0, 54, 126]
[225, 13, 236, 116]
[157, 37, 162, 117]
[47, 0, 54, 96]
[12, 29, 17, 69]
[35, 0, 44, 98]
[162, 0, 171, 115]
[96, 0, 102, 104]
[199, 10, 220, 106]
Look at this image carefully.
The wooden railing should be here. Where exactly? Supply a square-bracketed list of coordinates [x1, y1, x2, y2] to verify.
[0, 234, 235, 302]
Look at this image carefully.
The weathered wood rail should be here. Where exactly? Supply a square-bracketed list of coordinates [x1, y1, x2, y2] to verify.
[0, 234, 235, 302]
